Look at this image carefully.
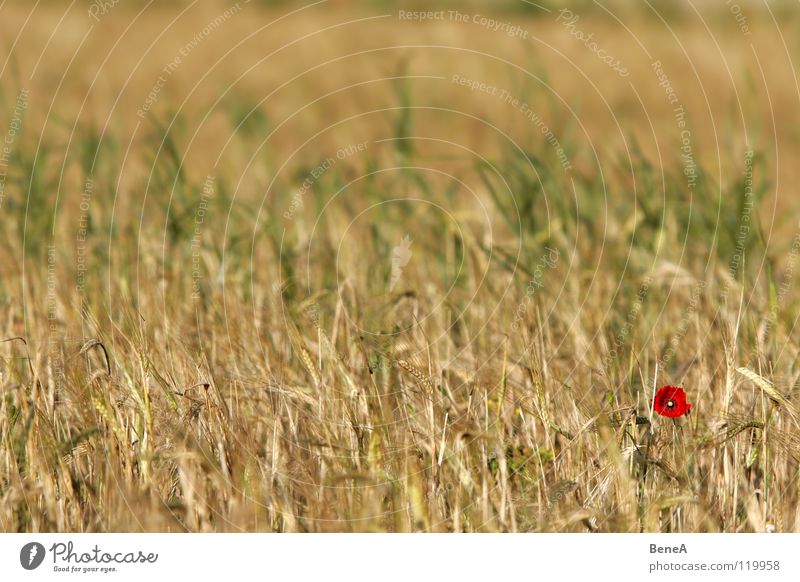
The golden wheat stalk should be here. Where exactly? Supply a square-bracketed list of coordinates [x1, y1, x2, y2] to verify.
[287, 322, 321, 386]
[396, 359, 433, 393]
[299, 346, 321, 386]
[736, 367, 800, 424]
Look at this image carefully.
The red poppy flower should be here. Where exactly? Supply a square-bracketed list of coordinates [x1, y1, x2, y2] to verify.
[653, 385, 692, 418]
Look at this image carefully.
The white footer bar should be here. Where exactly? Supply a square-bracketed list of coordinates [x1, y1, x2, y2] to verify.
[1, 533, 797, 581]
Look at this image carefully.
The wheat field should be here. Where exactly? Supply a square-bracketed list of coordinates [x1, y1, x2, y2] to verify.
[1, 0, 800, 532]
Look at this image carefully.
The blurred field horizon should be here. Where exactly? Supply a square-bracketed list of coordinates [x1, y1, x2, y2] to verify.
[2, 0, 800, 532]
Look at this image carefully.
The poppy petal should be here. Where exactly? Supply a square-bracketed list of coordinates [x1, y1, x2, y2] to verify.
[653, 386, 691, 418]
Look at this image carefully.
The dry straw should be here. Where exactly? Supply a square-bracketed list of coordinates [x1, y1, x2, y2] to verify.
[736, 367, 800, 425]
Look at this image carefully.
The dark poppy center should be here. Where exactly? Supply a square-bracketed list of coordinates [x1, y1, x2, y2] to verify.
[666, 399, 675, 409]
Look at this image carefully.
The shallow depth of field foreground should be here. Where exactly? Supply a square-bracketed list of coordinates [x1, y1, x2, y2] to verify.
[2, 0, 800, 532]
